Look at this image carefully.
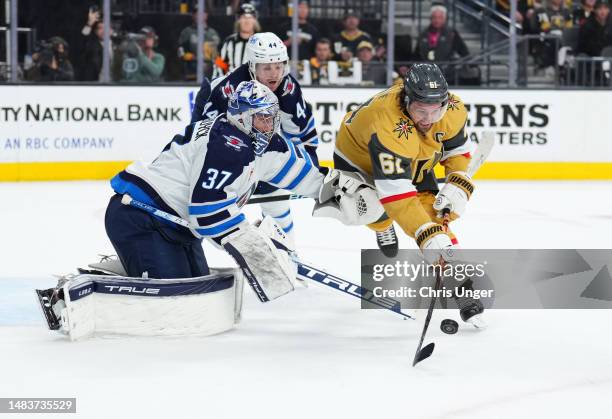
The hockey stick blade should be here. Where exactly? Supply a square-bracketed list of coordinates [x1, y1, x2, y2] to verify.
[412, 273, 441, 366]
[413, 342, 435, 366]
[467, 131, 495, 178]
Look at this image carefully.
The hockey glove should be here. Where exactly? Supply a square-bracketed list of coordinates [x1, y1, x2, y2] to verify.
[313, 169, 385, 225]
[433, 171, 474, 218]
[415, 222, 458, 264]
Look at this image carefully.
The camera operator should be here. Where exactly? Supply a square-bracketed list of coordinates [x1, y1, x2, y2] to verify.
[120, 26, 165, 83]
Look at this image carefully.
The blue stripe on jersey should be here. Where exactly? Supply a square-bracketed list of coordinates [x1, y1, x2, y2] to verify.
[189, 198, 237, 215]
[111, 174, 157, 208]
[283, 222, 294, 233]
[281, 117, 316, 140]
[196, 210, 232, 227]
[196, 213, 246, 236]
[268, 139, 297, 185]
[286, 159, 313, 190]
[296, 143, 313, 166]
[301, 130, 319, 146]
[274, 209, 291, 219]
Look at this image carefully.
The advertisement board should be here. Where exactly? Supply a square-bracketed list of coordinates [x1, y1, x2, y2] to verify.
[1, 85, 610, 180]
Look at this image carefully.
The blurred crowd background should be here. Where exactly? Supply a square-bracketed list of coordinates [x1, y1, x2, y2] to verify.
[1, 0, 612, 87]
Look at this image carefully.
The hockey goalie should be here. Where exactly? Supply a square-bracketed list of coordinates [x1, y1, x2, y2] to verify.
[36, 80, 384, 341]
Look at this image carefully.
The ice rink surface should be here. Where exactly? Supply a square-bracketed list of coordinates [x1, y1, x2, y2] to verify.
[1, 180, 612, 419]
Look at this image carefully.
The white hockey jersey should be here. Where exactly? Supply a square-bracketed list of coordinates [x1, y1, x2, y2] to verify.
[111, 115, 324, 243]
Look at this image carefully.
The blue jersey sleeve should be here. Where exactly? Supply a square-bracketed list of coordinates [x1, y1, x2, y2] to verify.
[277, 75, 319, 148]
[260, 134, 324, 198]
[191, 66, 250, 124]
[190, 78, 212, 124]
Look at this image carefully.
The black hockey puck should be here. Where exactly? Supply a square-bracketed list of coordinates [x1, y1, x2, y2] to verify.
[440, 319, 459, 334]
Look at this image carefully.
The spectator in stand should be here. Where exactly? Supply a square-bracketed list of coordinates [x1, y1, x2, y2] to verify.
[574, 0, 597, 26]
[376, 33, 413, 78]
[332, 11, 372, 60]
[495, 0, 537, 26]
[47, 37, 74, 81]
[120, 26, 165, 83]
[372, 36, 387, 62]
[177, 6, 221, 80]
[530, 0, 573, 71]
[26, 37, 74, 82]
[578, 0, 612, 56]
[356, 40, 386, 85]
[280, 0, 319, 60]
[307, 38, 334, 85]
[213, 3, 261, 78]
[414, 4, 469, 84]
[80, 9, 106, 81]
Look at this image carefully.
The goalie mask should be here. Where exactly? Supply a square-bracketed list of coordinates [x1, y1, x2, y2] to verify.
[227, 80, 280, 155]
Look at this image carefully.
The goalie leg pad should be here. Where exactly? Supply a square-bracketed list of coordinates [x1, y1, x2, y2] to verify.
[42, 269, 243, 341]
[259, 200, 295, 250]
[222, 225, 296, 302]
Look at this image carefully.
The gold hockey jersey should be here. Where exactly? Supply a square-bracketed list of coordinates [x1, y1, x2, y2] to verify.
[334, 83, 472, 238]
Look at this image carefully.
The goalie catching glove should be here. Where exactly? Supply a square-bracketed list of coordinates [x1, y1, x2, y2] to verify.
[433, 171, 474, 218]
[312, 169, 385, 225]
[222, 217, 297, 302]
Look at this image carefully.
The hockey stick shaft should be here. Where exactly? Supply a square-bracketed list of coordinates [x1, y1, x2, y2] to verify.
[247, 193, 307, 204]
[296, 262, 412, 319]
[412, 132, 495, 366]
[120, 195, 190, 228]
[120, 194, 413, 320]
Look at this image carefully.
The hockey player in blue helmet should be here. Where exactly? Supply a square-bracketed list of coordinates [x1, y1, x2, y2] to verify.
[190, 32, 319, 249]
[108, 81, 381, 300]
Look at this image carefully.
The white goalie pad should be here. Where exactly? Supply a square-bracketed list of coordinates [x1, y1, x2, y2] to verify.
[57, 268, 244, 341]
[222, 225, 296, 302]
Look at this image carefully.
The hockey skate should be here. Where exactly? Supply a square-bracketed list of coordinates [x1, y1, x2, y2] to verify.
[454, 279, 487, 329]
[376, 224, 398, 257]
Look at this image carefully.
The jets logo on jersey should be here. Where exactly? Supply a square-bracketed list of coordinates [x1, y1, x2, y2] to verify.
[223, 135, 248, 151]
[282, 78, 296, 97]
[393, 117, 414, 139]
[447, 95, 460, 111]
[221, 81, 235, 98]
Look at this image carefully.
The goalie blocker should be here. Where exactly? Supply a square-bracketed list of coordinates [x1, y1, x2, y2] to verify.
[36, 258, 244, 341]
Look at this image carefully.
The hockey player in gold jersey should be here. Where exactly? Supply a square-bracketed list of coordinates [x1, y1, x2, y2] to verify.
[334, 62, 473, 256]
[333, 63, 485, 326]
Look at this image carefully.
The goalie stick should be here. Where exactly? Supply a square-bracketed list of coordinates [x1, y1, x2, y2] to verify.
[247, 179, 444, 205]
[120, 194, 414, 320]
[412, 131, 496, 366]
